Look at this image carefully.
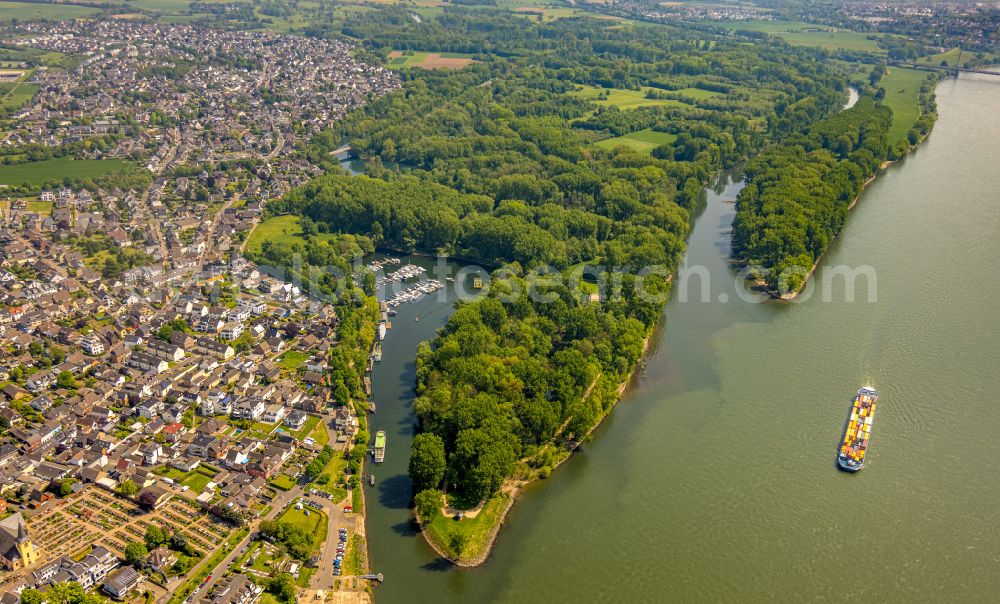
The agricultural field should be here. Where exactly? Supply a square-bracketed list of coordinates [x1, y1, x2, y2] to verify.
[0, 157, 134, 187]
[878, 67, 928, 144]
[570, 84, 690, 110]
[593, 128, 677, 154]
[716, 20, 884, 53]
[1, 81, 38, 110]
[387, 50, 476, 70]
[0, 1, 99, 20]
[340, 0, 444, 5]
[122, 0, 201, 11]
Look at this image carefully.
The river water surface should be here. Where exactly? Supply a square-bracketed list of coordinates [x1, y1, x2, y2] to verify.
[366, 72, 1000, 602]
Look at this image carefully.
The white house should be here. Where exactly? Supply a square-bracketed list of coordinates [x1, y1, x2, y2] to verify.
[220, 321, 244, 342]
[261, 404, 286, 424]
[81, 334, 105, 356]
[233, 397, 264, 421]
[284, 411, 308, 430]
[142, 443, 162, 466]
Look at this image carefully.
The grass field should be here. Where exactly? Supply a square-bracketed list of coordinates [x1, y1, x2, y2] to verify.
[251, 420, 278, 434]
[269, 474, 297, 491]
[154, 466, 188, 480]
[717, 20, 883, 53]
[343, 534, 364, 575]
[277, 350, 309, 370]
[674, 87, 723, 99]
[278, 506, 328, 550]
[289, 414, 321, 441]
[916, 48, 964, 68]
[570, 85, 690, 110]
[307, 418, 329, 447]
[1, 82, 37, 110]
[512, 6, 586, 20]
[0, 1, 99, 20]
[387, 50, 476, 70]
[879, 67, 928, 144]
[0, 47, 76, 69]
[424, 492, 509, 562]
[593, 128, 677, 153]
[0, 158, 134, 187]
[310, 455, 346, 500]
[244, 214, 302, 254]
[27, 200, 52, 215]
[181, 470, 214, 493]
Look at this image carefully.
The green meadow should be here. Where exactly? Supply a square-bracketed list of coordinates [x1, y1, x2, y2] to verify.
[593, 128, 677, 154]
[0, 158, 134, 187]
[717, 20, 883, 53]
[570, 85, 690, 110]
[879, 67, 929, 144]
[244, 215, 304, 254]
[916, 48, 964, 68]
[0, 1, 99, 20]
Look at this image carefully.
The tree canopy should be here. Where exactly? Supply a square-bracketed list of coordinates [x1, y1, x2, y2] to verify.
[733, 98, 893, 292]
[273, 6, 860, 505]
[409, 433, 447, 492]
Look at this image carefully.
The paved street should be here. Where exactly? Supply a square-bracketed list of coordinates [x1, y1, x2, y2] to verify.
[170, 413, 371, 601]
[184, 484, 302, 602]
[310, 417, 366, 590]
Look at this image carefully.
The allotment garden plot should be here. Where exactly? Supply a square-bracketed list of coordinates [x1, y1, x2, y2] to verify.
[27, 488, 237, 562]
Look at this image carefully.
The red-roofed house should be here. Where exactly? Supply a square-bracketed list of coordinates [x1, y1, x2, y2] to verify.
[162, 422, 187, 443]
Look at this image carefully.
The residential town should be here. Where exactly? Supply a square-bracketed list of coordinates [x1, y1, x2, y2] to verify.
[0, 16, 395, 604]
[0, 245, 377, 602]
[1, 19, 398, 280]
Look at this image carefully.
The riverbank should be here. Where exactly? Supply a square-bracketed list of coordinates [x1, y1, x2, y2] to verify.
[364, 71, 1000, 602]
[416, 323, 658, 567]
[753, 169, 882, 301]
[754, 83, 940, 301]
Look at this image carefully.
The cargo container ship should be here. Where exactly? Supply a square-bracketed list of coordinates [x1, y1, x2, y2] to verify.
[373, 430, 386, 464]
[838, 387, 878, 472]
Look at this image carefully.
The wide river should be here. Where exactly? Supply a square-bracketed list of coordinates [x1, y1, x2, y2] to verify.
[365, 72, 1000, 602]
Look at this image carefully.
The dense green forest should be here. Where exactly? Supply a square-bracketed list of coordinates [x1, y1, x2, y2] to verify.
[273, 7, 864, 506]
[732, 98, 893, 293]
[411, 268, 662, 503]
